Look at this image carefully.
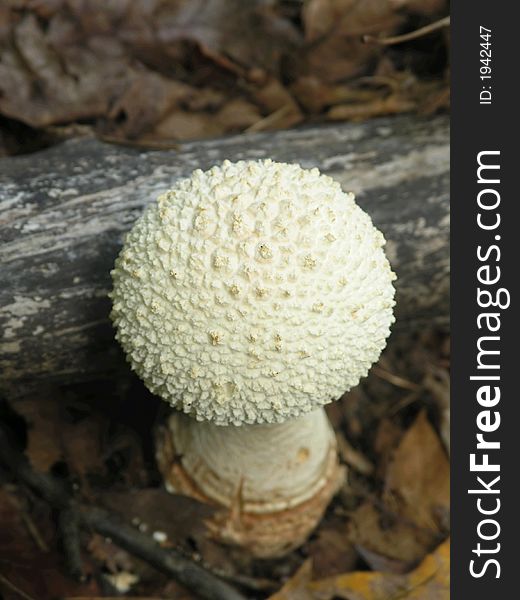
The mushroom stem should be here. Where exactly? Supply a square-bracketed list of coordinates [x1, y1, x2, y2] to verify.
[156, 407, 345, 557]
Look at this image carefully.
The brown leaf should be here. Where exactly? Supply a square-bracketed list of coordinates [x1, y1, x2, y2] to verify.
[0, 12, 128, 127]
[346, 412, 449, 568]
[146, 0, 301, 74]
[106, 73, 196, 139]
[184, 87, 227, 112]
[290, 77, 381, 113]
[269, 559, 315, 600]
[309, 538, 449, 600]
[14, 397, 62, 471]
[373, 417, 404, 478]
[60, 413, 105, 481]
[304, 521, 358, 579]
[390, 0, 448, 16]
[247, 76, 303, 131]
[302, 0, 405, 83]
[215, 98, 262, 131]
[348, 501, 432, 566]
[12, 396, 108, 482]
[384, 411, 449, 534]
[356, 544, 415, 574]
[327, 95, 416, 121]
[152, 110, 225, 141]
[0, 0, 299, 132]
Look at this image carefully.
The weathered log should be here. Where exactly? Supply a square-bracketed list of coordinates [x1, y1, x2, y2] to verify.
[0, 116, 449, 398]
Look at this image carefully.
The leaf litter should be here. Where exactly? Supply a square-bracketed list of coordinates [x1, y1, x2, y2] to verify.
[0, 329, 450, 598]
[0, 4, 450, 595]
[0, 0, 449, 155]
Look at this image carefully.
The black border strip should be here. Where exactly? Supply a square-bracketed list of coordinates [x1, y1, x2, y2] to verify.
[451, 2, 518, 596]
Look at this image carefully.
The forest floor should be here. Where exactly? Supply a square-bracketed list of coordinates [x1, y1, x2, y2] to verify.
[0, 328, 450, 599]
[1, 1, 450, 597]
[1, 1, 449, 157]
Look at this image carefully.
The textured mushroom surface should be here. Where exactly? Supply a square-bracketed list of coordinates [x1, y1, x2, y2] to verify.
[110, 159, 396, 425]
[156, 408, 345, 557]
[162, 408, 339, 512]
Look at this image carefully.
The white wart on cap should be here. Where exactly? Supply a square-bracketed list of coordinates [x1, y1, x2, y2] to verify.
[110, 159, 396, 426]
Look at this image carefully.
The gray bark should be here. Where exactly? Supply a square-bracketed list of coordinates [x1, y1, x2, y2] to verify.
[0, 115, 449, 399]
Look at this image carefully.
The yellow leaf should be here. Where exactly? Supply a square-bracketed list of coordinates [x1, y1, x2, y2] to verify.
[308, 538, 449, 600]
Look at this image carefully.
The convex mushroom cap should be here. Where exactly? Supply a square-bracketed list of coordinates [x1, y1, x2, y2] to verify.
[110, 159, 396, 425]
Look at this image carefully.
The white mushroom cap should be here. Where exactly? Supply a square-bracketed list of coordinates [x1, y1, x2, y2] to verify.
[110, 159, 396, 425]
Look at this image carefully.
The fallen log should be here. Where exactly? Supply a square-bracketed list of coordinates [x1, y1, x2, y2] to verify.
[0, 116, 449, 398]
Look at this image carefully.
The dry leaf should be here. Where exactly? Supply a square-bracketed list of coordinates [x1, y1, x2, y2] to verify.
[0, 0, 448, 153]
[13, 397, 62, 471]
[0, 12, 128, 127]
[308, 538, 449, 600]
[0, 0, 299, 132]
[107, 74, 196, 140]
[347, 411, 449, 567]
[302, 0, 405, 83]
[384, 411, 449, 535]
[248, 76, 303, 131]
[304, 521, 358, 578]
[373, 417, 404, 478]
[348, 501, 433, 566]
[152, 109, 224, 141]
[291, 76, 383, 113]
[269, 559, 315, 600]
[390, 0, 447, 16]
[327, 95, 416, 121]
[215, 98, 262, 131]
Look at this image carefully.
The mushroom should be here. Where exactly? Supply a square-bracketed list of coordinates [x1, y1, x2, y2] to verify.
[110, 159, 396, 557]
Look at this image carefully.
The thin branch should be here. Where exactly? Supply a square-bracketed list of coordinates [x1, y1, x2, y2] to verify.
[0, 573, 37, 600]
[6, 492, 50, 553]
[371, 365, 421, 391]
[97, 134, 180, 151]
[58, 506, 86, 582]
[81, 507, 246, 600]
[0, 425, 247, 600]
[21, 511, 50, 552]
[245, 105, 293, 133]
[363, 16, 450, 46]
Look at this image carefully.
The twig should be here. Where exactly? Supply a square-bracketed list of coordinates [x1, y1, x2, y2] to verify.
[0, 425, 247, 600]
[386, 391, 421, 416]
[58, 506, 86, 582]
[5, 492, 50, 552]
[81, 507, 246, 600]
[183, 546, 278, 592]
[0, 573, 37, 600]
[245, 105, 293, 133]
[97, 134, 180, 151]
[371, 365, 421, 391]
[21, 510, 50, 552]
[363, 16, 450, 46]
[208, 567, 278, 593]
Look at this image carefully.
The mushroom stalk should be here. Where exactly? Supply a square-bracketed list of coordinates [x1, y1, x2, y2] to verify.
[157, 407, 345, 557]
